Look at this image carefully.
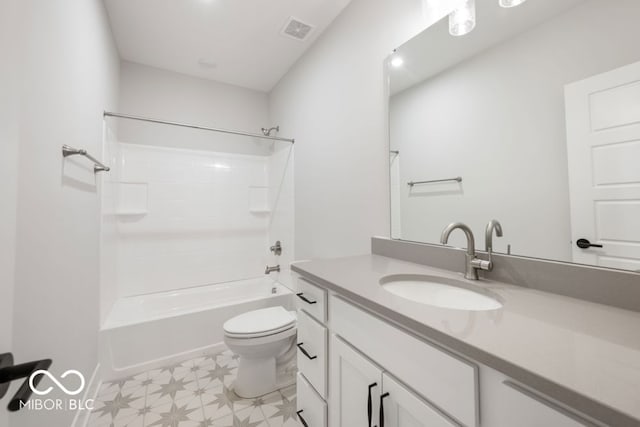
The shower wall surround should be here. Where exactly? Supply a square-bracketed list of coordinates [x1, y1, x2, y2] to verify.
[106, 142, 276, 297]
[98, 61, 294, 311]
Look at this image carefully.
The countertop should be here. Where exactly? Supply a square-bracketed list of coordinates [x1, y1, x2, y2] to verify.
[292, 254, 640, 426]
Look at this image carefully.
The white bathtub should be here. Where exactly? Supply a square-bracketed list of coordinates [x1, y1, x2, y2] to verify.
[99, 277, 293, 379]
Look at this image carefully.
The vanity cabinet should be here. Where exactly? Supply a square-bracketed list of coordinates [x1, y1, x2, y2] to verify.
[382, 372, 459, 427]
[294, 273, 601, 427]
[330, 295, 477, 427]
[330, 335, 457, 427]
[329, 335, 382, 427]
[295, 276, 329, 426]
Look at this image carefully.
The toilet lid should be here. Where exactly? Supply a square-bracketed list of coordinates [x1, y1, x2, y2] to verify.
[223, 306, 296, 337]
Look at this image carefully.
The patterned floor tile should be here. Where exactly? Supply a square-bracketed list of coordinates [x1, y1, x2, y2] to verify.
[260, 395, 297, 426]
[278, 385, 295, 400]
[144, 397, 203, 427]
[88, 348, 297, 427]
[211, 405, 269, 427]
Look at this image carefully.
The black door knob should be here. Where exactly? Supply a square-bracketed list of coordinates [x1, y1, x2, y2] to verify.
[576, 238, 603, 249]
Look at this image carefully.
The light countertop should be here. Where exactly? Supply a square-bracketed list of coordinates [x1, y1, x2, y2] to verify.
[292, 254, 640, 426]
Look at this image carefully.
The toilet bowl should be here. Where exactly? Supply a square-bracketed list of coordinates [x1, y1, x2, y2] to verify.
[223, 306, 297, 398]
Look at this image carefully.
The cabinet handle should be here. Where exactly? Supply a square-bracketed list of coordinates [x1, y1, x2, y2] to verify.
[296, 293, 317, 305]
[367, 382, 378, 427]
[379, 392, 390, 427]
[296, 343, 318, 360]
[296, 409, 310, 427]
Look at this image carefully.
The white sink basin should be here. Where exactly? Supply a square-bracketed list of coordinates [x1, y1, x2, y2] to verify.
[380, 274, 502, 311]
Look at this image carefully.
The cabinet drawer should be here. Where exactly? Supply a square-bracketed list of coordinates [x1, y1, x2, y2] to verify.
[297, 310, 328, 398]
[330, 295, 478, 427]
[296, 276, 327, 323]
[496, 381, 591, 427]
[297, 372, 327, 427]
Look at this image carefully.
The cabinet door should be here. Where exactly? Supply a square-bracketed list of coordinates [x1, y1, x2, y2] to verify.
[330, 335, 382, 427]
[381, 373, 459, 427]
[494, 382, 590, 427]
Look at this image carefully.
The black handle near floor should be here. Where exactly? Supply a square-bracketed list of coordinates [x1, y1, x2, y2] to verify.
[0, 353, 53, 411]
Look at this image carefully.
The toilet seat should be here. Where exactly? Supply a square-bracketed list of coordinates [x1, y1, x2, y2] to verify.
[224, 306, 296, 339]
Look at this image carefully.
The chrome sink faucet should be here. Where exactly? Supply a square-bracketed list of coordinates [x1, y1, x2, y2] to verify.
[440, 222, 490, 280]
[485, 220, 503, 271]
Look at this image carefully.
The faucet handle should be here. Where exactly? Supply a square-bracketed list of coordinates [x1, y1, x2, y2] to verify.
[471, 258, 491, 272]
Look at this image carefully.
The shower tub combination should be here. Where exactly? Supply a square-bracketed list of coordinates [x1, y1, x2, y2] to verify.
[99, 277, 293, 380]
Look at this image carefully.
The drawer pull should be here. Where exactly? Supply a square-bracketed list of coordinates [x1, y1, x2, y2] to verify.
[368, 382, 378, 427]
[296, 343, 318, 360]
[379, 392, 390, 427]
[296, 292, 318, 305]
[296, 409, 310, 427]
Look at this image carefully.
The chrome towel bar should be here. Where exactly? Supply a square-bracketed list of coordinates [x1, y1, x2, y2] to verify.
[408, 176, 462, 187]
[62, 145, 110, 173]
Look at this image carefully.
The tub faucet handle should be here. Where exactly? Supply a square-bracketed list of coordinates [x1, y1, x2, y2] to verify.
[270, 241, 282, 256]
[265, 265, 280, 275]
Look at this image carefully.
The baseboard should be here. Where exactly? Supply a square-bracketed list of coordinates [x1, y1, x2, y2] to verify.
[71, 363, 100, 427]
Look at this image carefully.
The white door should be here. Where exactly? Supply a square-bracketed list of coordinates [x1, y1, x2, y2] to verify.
[565, 60, 640, 271]
[380, 373, 458, 427]
[330, 335, 382, 427]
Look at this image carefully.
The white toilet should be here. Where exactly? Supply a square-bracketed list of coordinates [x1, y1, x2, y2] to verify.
[223, 306, 297, 398]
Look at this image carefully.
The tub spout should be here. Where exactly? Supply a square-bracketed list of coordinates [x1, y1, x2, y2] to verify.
[265, 265, 280, 274]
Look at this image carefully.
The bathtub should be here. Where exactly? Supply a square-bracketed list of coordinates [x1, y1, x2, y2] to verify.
[99, 277, 293, 380]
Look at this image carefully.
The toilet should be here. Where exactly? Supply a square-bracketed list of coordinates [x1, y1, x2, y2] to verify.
[223, 306, 297, 398]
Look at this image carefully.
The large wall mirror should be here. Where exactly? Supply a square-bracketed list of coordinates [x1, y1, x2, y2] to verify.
[387, 0, 640, 272]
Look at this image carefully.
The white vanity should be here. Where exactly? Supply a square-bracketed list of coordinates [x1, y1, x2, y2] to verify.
[290, 239, 640, 427]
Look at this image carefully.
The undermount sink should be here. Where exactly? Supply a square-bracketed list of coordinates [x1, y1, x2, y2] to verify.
[380, 274, 503, 311]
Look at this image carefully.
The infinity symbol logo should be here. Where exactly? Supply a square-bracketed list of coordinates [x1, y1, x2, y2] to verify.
[29, 370, 85, 396]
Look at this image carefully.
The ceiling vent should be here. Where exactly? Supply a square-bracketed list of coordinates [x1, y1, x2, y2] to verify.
[281, 17, 314, 41]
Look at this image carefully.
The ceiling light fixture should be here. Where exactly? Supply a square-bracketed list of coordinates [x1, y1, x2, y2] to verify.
[499, 0, 527, 8]
[449, 0, 476, 37]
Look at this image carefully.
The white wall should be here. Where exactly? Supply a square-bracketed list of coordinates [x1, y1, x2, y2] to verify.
[118, 61, 271, 153]
[390, 0, 640, 261]
[0, 1, 21, 425]
[268, 0, 451, 259]
[9, 1, 119, 426]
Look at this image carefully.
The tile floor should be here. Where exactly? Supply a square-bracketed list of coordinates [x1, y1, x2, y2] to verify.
[88, 350, 298, 427]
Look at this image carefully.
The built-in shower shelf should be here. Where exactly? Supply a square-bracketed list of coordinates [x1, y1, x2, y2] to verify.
[114, 210, 148, 216]
[248, 186, 270, 214]
[249, 208, 271, 214]
[115, 182, 148, 217]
